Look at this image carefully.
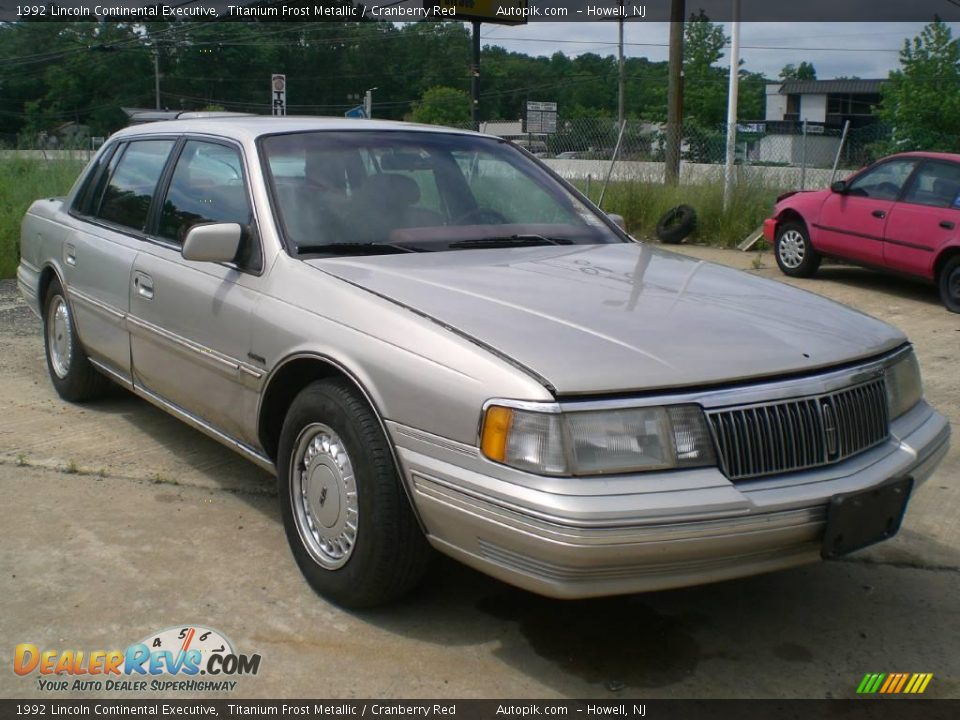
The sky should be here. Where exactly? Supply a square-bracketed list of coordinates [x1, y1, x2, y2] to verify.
[477, 22, 960, 80]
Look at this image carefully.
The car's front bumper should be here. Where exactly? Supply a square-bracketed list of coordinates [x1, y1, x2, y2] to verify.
[389, 400, 950, 599]
[763, 217, 777, 242]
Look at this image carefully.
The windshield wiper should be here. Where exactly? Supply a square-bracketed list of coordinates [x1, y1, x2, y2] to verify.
[447, 234, 572, 249]
[297, 242, 421, 256]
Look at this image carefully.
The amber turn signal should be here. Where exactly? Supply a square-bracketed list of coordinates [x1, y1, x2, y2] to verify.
[480, 406, 514, 462]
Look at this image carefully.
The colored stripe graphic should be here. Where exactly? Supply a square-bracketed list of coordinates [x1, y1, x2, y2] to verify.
[893, 673, 909, 693]
[856, 672, 932, 694]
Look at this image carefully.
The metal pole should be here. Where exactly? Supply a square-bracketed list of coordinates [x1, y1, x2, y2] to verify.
[665, 0, 685, 186]
[471, 21, 481, 131]
[153, 49, 160, 110]
[618, 1, 625, 129]
[722, 1, 741, 210]
[830, 119, 851, 183]
[598, 119, 628, 209]
[800, 119, 808, 190]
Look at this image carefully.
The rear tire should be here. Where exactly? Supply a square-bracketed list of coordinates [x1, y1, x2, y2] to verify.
[939, 255, 960, 313]
[43, 279, 110, 402]
[277, 378, 431, 608]
[775, 221, 821, 278]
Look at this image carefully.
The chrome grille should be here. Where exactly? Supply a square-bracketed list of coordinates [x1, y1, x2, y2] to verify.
[707, 379, 889, 481]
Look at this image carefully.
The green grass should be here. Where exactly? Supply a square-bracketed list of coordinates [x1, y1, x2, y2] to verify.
[580, 176, 785, 247]
[0, 157, 85, 278]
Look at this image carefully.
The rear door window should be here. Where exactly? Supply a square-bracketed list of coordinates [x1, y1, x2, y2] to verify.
[902, 161, 960, 208]
[95, 139, 175, 231]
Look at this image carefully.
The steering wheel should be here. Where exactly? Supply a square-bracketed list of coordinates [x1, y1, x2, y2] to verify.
[452, 207, 509, 225]
[873, 182, 900, 198]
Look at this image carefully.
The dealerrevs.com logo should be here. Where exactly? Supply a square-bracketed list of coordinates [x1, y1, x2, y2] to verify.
[14, 625, 261, 693]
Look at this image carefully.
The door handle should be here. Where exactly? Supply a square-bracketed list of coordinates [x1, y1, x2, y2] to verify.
[871, 210, 886, 219]
[64, 243, 77, 266]
[940, 220, 955, 230]
[134, 273, 154, 300]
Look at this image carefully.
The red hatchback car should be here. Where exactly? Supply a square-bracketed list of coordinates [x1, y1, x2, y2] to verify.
[764, 152, 960, 312]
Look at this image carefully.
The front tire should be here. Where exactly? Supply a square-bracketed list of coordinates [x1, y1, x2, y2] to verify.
[43, 279, 110, 402]
[775, 221, 821, 278]
[277, 379, 431, 608]
[938, 255, 960, 313]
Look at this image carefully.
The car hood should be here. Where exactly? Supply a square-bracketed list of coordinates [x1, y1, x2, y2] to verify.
[308, 243, 906, 396]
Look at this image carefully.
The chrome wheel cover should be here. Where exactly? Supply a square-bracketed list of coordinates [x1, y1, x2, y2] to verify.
[46, 295, 73, 379]
[778, 229, 806, 269]
[290, 423, 358, 570]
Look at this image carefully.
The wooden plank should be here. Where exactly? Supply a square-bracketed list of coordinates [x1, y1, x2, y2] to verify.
[738, 226, 765, 252]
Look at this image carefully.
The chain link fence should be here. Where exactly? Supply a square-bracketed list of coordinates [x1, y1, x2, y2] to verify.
[442, 118, 898, 191]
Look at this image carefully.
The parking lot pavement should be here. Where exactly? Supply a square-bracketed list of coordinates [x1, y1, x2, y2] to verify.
[0, 252, 957, 700]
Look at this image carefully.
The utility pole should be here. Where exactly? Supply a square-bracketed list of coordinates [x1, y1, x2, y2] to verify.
[618, 0, 625, 129]
[665, 0, 685, 185]
[723, 0, 741, 209]
[471, 21, 481, 130]
[153, 49, 161, 110]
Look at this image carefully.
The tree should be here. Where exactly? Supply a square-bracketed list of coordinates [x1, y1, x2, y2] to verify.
[779, 62, 817, 80]
[878, 19, 960, 152]
[682, 11, 730, 127]
[409, 86, 471, 126]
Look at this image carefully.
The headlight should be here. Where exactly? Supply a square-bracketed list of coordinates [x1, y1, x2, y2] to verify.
[886, 350, 923, 419]
[480, 403, 716, 476]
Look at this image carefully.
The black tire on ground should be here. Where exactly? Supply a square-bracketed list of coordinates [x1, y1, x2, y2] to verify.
[655, 204, 697, 244]
[43, 279, 110, 402]
[938, 254, 960, 313]
[774, 220, 822, 278]
[277, 378, 432, 608]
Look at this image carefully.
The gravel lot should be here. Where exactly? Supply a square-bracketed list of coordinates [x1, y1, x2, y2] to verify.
[0, 246, 957, 699]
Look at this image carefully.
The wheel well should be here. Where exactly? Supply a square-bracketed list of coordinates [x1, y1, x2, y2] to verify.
[258, 357, 364, 462]
[934, 247, 960, 280]
[775, 209, 806, 234]
[38, 265, 60, 308]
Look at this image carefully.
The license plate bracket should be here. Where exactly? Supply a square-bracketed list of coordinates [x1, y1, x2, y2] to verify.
[821, 477, 913, 559]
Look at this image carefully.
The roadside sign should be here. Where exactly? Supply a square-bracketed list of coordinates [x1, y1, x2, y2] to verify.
[271, 74, 286, 117]
[525, 101, 558, 134]
[345, 105, 367, 119]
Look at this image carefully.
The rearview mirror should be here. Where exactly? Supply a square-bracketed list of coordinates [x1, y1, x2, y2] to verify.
[831, 180, 848, 194]
[608, 213, 626, 230]
[181, 223, 242, 263]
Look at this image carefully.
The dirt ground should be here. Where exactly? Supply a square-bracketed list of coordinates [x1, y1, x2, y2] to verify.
[0, 246, 957, 700]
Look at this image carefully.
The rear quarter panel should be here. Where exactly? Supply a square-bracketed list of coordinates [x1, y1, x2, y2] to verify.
[18, 199, 73, 314]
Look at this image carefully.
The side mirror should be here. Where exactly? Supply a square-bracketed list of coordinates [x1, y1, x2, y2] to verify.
[608, 213, 626, 230]
[181, 223, 242, 263]
[831, 180, 848, 194]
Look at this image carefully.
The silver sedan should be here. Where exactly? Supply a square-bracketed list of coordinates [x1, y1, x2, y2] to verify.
[17, 117, 950, 607]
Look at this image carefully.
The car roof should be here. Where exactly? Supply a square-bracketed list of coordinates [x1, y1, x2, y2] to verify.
[885, 151, 960, 163]
[111, 116, 487, 143]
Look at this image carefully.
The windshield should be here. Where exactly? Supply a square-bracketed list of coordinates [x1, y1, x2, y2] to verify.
[260, 130, 624, 255]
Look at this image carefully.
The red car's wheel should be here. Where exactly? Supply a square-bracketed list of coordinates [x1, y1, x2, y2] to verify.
[775, 221, 821, 278]
[939, 255, 960, 313]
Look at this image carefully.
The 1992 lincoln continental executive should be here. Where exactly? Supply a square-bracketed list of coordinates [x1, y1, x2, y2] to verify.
[18, 117, 950, 607]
